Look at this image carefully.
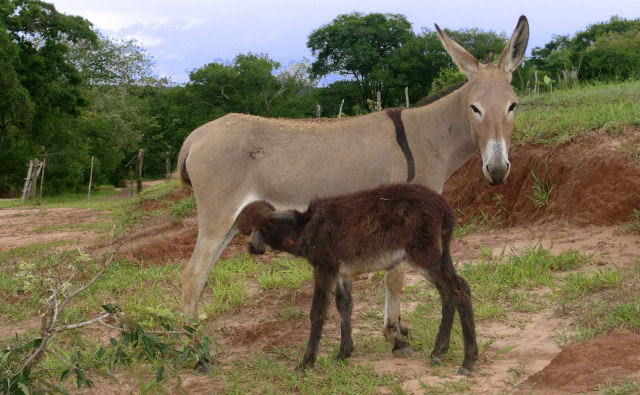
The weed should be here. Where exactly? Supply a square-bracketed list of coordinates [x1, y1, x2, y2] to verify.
[527, 162, 556, 208]
[507, 361, 526, 380]
[619, 195, 640, 234]
[596, 378, 640, 394]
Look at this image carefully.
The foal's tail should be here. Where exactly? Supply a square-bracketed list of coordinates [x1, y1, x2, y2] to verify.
[440, 207, 455, 268]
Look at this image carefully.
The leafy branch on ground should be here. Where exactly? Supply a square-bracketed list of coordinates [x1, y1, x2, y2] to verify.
[0, 241, 215, 393]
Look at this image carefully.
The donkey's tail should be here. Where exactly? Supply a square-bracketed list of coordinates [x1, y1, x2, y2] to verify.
[177, 147, 192, 190]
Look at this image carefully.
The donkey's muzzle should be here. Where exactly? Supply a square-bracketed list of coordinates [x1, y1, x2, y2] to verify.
[484, 161, 510, 186]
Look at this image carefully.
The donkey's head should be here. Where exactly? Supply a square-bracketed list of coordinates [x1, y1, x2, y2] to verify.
[436, 16, 529, 185]
[237, 201, 307, 256]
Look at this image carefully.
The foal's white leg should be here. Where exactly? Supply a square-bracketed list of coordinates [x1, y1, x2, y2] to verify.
[383, 262, 413, 356]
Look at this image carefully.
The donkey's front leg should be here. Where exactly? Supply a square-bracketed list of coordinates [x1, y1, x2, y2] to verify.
[298, 266, 337, 371]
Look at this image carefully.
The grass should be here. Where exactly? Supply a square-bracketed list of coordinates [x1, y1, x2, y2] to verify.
[258, 257, 313, 290]
[515, 80, 640, 145]
[0, 186, 121, 210]
[597, 378, 640, 394]
[527, 162, 556, 208]
[220, 351, 405, 394]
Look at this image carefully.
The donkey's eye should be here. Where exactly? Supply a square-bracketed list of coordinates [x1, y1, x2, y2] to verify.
[508, 102, 517, 112]
[470, 104, 482, 115]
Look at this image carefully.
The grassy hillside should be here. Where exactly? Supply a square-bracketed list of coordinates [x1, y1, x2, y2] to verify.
[515, 79, 640, 144]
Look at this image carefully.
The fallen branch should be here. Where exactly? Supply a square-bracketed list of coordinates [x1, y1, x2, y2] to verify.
[19, 245, 121, 373]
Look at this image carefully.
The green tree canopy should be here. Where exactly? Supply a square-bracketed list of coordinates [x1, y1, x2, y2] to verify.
[307, 12, 414, 83]
[529, 16, 640, 82]
[0, 0, 96, 191]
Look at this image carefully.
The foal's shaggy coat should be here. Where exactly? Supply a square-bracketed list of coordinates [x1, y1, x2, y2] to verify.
[237, 183, 477, 374]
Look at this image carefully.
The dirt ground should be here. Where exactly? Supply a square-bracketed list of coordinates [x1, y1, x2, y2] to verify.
[1, 131, 640, 393]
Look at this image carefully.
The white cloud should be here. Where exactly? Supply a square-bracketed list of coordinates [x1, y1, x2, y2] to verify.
[70, 10, 171, 32]
[182, 17, 205, 31]
[126, 33, 166, 47]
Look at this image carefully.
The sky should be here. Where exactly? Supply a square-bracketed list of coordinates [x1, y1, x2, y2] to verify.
[49, 0, 639, 84]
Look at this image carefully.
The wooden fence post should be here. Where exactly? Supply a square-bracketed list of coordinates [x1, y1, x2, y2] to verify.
[21, 160, 34, 201]
[136, 149, 144, 194]
[29, 158, 40, 201]
[338, 99, 344, 118]
[376, 91, 381, 112]
[165, 145, 172, 180]
[129, 165, 134, 198]
[316, 105, 321, 118]
[405, 87, 409, 109]
[38, 156, 46, 204]
[87, 156, 94, 202]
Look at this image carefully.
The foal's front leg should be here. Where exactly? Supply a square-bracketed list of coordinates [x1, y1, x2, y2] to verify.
[335, 275, 354, 360]
[298, 266, 337, 371]
[383, 263, 414, 357]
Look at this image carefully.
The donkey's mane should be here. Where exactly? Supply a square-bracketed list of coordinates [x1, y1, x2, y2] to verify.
[415, 81, 468, 107]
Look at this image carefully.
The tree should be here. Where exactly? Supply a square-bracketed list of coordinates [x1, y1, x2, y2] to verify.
[307, 12, 414, 83]
[307, 13, 414, 106]
[528, 16, 640, 83]
[581, 29, 640, 80]
[0, 0, 96, 192]
[67, 33, 157, 85]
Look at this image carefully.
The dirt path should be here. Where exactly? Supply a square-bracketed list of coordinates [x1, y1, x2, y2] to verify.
[0, 207, 108, 253]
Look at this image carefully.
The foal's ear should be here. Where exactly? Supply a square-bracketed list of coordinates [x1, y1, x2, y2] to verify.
[435, 23, 479, 78]
[498, 15, 530, 75]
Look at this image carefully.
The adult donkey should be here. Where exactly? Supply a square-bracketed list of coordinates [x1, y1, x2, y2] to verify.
[178, 16, 529, 320]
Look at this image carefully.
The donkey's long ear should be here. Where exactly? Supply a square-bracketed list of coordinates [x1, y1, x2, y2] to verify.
[498, 16, 530, 75]
[435, 23, 479, 78]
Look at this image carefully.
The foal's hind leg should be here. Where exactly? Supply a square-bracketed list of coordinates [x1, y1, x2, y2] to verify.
[429, 282, 456, 364]
[420, 260, 477, 375]
[335, 275, 353, 360]
[383, 263, 413, 357]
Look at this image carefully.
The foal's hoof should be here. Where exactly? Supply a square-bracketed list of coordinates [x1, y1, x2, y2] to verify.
[195, 360, 214, 374]
[295, 362, 312, 373]
[392, 346, 415, 358]
[457, 366, 473, 376]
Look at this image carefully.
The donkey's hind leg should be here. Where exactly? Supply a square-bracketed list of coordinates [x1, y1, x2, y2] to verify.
[181, 212, 237, 320]
[383, 263, 413, 357]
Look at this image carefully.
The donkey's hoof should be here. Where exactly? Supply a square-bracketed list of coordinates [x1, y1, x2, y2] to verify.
[430, 355, 442, 365]
[457, 366, 473, 376]
[195, 360, 214, 374]
[392, 346, 415, 358]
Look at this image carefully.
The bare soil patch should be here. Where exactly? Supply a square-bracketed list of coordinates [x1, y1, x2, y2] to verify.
[0, 207, 108, 253]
